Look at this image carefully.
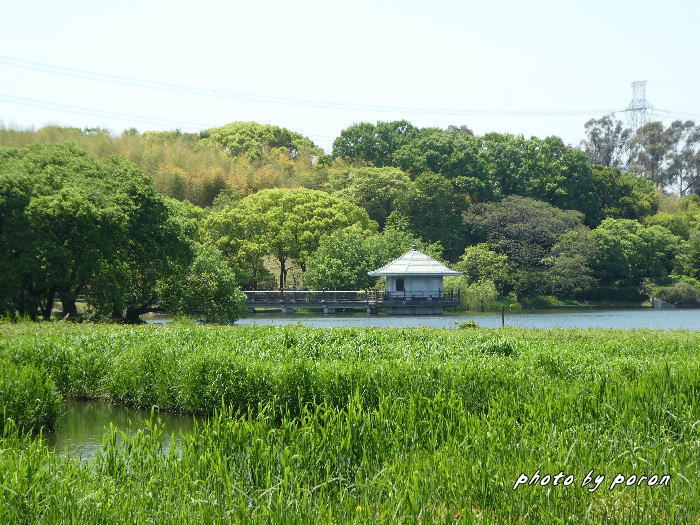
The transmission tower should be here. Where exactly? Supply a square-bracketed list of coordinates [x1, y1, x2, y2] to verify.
[625, 80, 653, 130]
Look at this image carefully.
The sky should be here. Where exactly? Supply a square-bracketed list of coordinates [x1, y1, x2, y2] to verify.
[1, 0, 699, 153]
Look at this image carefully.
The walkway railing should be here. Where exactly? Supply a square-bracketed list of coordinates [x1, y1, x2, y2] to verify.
[243, 290, 460, 303]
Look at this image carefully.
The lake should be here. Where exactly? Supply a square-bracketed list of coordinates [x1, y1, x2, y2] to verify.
[232, 308, 699, 330]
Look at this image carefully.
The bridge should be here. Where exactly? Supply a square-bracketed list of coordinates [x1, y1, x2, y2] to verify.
[243, 290, 461, 315]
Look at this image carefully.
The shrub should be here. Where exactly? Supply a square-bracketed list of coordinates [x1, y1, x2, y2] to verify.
[654, 281, 700, 306]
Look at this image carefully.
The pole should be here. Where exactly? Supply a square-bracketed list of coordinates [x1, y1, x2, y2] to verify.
[500, 305, 505, 328]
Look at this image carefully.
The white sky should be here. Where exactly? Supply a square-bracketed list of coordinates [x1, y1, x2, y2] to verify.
[1, 0, 699, 153]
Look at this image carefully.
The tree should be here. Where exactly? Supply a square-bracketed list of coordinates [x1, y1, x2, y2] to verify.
[304, 227, 444, 291]
[581, 115, 633, 169]
[0, 143, 126, 319]
[464, 196, 584, 268]
[462, 279, 498, 311]
[629, 121, 675, 189]
[590, 219, 683, 287]
[544, 228, 599, 297]
[454, 243, 513, 295]
[303, 228, 376, 290]
[158, 243, 247, 323]
[395, 172, 467, 260]
[590, 165, 658, 223]
[332, 120, 418, 167]
[86, 158, 195, 322]
[666, 121, 700, 196]
[204, 189, 376, 289]
[330, 167, 413, 229]
[479, 134, 600, 223]
[200, 122, 319, 159]
[394, 128, 492, 201]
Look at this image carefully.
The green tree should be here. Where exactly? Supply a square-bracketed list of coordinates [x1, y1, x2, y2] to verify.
[590, 219, 683, 287]
[303, 228, 375, 290]
[464, 196, 583, 268]
[200, 122, 319, 159]
[204, 188, 376, 289]
[330, 167, 413, 229]
[454, 243, 513, 295]
[394, 128, 492, 201]
[158, 243, 247, 322]
[332, 120, 419, 167]
[590, 165, 658, 222]
[581, 115, 633, 169]
[462, 279, 498, 311]
[629, 121, 675, 189]
[304, 227, 444, 291]
[0, 144, 126, 319]
[479, 134, 600, 223]
[544, 228, 599, 297]
[395, 172, 467, 260]
[86, 159, 195, 322]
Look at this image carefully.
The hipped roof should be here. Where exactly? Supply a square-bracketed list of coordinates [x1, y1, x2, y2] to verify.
[368, 246, 461, 277]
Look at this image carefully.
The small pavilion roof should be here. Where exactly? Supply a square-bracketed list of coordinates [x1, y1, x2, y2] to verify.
[368, 245, 461, 277]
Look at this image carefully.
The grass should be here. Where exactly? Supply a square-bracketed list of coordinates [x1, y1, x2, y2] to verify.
[0, 323, 698, 522]
[0, 359, 61, 433]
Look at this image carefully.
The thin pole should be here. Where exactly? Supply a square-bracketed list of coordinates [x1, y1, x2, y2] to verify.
[500, 305, 505, 328]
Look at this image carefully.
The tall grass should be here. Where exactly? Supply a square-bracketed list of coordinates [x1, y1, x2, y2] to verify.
[0, 386, 698, 523]
[0, 324, 698, 522]
[0, 360, 61, 432]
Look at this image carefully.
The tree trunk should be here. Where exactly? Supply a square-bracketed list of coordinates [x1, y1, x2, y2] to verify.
[124, 306, 145, 324]
[61, 298, 78, 319]
[40, 288, 56, 320]
[279, 258, 287, 291]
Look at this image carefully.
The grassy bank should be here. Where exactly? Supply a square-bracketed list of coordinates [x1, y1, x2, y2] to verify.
[0, 323, 698, 522]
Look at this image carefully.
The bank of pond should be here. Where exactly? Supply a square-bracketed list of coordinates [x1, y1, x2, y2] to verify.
[0, 324, 698, 523]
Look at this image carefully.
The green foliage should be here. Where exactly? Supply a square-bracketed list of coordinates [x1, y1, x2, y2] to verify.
[454, 243, 513, 295]
[331, 120, 418, 167]
[0, 324, 699, 522]
[462, 279, 498, 312]
[204, 188, 376, 289]
[652, 280, 700, 306]
[465, 196, 584, 268]
[591, 165, 658, 222]
[304, 227, 444, 291]
[158, 243, 247, 323]
[395, 128, 491, 200]
[479, 134, 600, 223]
[395, 172, 467, 259]
[590, 219, 683, 287]
[200, 121, 319, 160]
[581, 115, 633, 169]
[0, 360, 61, 432]
[329, 166, 413, 228]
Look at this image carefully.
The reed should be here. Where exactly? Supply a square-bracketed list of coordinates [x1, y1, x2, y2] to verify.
[0, 359, 61, 432]
[0, 324, 698, 522]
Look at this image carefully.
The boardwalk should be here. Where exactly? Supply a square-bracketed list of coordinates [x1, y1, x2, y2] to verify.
[244, 290, 461, 315]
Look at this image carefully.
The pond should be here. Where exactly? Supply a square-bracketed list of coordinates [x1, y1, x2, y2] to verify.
[46, 400, 199, 459]
[232, 308, 700, 330]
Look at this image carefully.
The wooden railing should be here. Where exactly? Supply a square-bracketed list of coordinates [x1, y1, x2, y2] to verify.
[243, 290, 460, 303]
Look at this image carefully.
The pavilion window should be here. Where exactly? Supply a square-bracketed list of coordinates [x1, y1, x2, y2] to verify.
[396, 279, 405, 292]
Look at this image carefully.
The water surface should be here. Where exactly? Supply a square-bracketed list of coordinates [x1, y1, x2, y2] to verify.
[47, 400, 198, 458]
[233, 308, 699, 330]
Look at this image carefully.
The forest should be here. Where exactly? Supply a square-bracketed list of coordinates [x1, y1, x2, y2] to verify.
[0, 117, 699, 321]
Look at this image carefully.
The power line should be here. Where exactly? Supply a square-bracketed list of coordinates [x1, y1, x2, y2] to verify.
[0, 93, 213, 130]
[0, 55, 620, 117]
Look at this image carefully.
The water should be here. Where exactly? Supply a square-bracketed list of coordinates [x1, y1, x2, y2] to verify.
[46, 400, 199, 459]
[232, 308, 700, 330]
